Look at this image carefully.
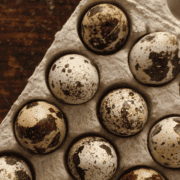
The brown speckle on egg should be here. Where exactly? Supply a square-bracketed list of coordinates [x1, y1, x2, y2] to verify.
[52, 64, 56, 71]
[48, 54, 99, 104]
[0, 156, 33, 180]
[151, 124, 162, 137]
[67, 136, 117, 180]
[99, 88, 148, 136]
[49, 108, 55, 113]
[120, 168, 165, 180]
[15, 170, 31, 180]
[56, 111, 63, 119]
[48, 132, 61, 148]
[26, 102, 38, 109]
[14, 101, 67, 154]
[129, 32, 180, 85]
[81, 4, 129, 54]
[5, 156, 19, 165]
[149, 116, 180, 168]
[174, 123, 180, 134]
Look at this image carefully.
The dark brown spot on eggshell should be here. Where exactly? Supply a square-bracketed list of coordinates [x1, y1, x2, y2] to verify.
[174, 124, 180, 134]
[120, 171, 138, 180]
[144, 35, 155, 41]
[65, 64, 69, 68]
[5, 156, 19, 165]
[84, 60, 88, 63]
[129, 92, 134, 96]
[26, 102, 38, 109]
[34, 146, 46, 154]
[173, 117, 180, 123]
[49, 108, 55, 113]
[52, 64, 56, 71]
[62, 90, 70, 96]
[70, 57, 74, 59]
[105, 106, 111, 114]
[62, 68, 66, 73]
[150, 174, 164, 180]
[151, 124, 162, 137]
[75, 81, 83, 88]
[15, 170, 31, 180]
[68, 69, 72, 73]
[171, 49, 180, 77]
[143, 51, 169, 81]
[99, 144, 112, 156]
[16, 114, 57, 143]
[48, 132, 61, 148]
[56, 111, 63, 119]
[135, 63, 140, 71]
[72, 146, 85, 180]
[161, 142, 165, 145]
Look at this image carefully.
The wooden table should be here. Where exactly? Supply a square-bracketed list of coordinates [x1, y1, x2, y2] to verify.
[0, 0, 81, 123]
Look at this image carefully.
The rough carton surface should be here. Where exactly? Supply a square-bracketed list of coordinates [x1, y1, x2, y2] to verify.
[1, 0, 180, 179]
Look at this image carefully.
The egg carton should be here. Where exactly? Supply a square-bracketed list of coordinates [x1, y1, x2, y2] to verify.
[1, 0, 180, 179]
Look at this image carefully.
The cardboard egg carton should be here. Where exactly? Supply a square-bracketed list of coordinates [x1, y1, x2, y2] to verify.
[1, 0, 180, 179]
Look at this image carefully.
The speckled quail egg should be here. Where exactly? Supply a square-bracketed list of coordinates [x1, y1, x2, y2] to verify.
[129, 32, 180, 85]
[67, 136, 118, 180]
[14, 101, 67, 154]
[119, 167, 165, 180]
[0, 155, 33, 180]
[148, 116, 180, 168]
[99, 88, 148, 136]
[81, 3, 129, 54]
[48, 54, 99, 104]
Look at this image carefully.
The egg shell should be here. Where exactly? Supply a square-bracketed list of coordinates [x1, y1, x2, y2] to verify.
[48, 54, 99, 104]
[14, 101, 67, 154]
[67, 136, 118, 180]
[99, 88, 148, 136]
[119, 168, 165, 180]
[81, 3, 129, 54]
[129, 32, 180, 85]
[0, 155, 33, 180]
[148, 116, 180, 168]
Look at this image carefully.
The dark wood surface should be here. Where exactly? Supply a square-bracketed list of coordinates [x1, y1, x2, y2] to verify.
[0, 0, 81, 123]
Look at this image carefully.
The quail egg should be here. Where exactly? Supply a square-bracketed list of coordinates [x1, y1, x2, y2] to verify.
[119, 167, 165, 180]
[67, 136, 118, 180]
[148, 116, 180, 168]
[81, 3, 129, 54]
[14, 101, 67, 154]
[129, 32, 180, 85]
[48, 54, 99, 104]
[99, 88, 148, 136]
[0, 155, 33, 180]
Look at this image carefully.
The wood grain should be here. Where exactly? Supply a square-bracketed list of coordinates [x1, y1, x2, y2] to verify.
[0, 0, 81, 123]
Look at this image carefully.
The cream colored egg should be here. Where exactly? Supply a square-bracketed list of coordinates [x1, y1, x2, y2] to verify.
[48, 54, 99, 104]
[148, 116, 180, 168]
[129, 32, 180, 85]
[0, 155, 33, 180]
[119, 167, 165, 180]
[67, 136, 118, 180]
[99, 88, 148, 136]
[14, 101, 67, 154]
[81, 3, 129, 54]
